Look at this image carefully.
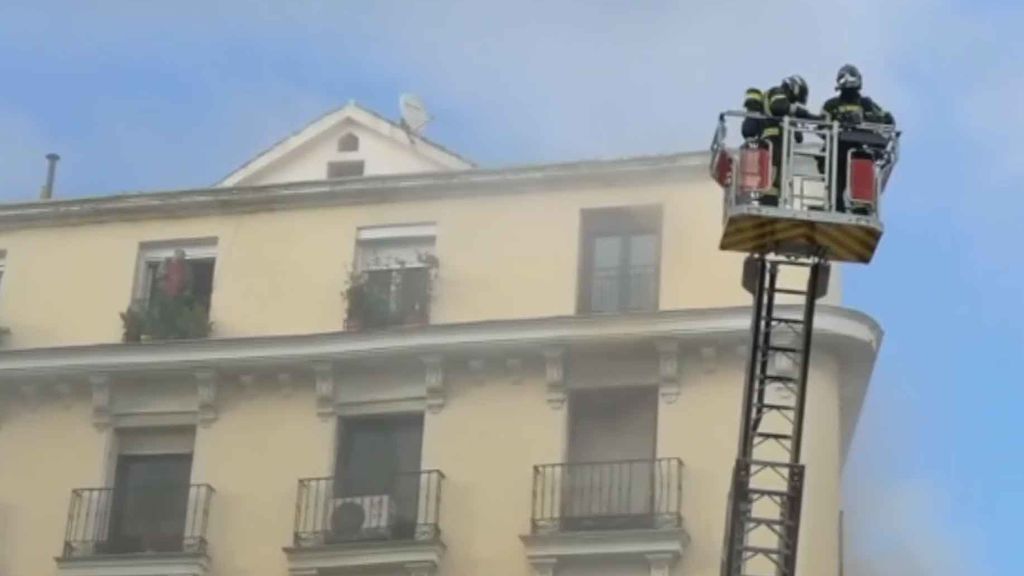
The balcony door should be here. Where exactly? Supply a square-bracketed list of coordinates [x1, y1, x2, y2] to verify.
[565, 387, 658, 529]
[579, 206, 661, 314]
[108, 453, 192, 553]
[334, 414, 424, 540]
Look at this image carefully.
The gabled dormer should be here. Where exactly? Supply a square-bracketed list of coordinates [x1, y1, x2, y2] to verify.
[218, 101, 473, 187]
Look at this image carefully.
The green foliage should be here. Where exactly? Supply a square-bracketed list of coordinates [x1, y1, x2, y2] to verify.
[120, 294, 212, 343]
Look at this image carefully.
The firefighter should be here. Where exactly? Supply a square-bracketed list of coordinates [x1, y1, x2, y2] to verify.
[821, 64, 894, 212]
[758, 75, 816, 205]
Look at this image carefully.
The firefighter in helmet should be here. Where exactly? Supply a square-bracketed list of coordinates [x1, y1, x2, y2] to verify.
[820, 64, 894, 212]
[745, 75, 818, 205]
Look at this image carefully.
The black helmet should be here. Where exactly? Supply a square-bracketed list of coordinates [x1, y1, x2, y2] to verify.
[836, 64, 863, 91]
[782, 75, 808, 104]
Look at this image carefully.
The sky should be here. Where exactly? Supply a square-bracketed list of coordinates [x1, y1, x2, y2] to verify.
[1, 1, 1021, 574]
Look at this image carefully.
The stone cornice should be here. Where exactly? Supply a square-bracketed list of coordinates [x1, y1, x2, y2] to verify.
[0, 152, 707, 230]
[0, 306, 880, 380]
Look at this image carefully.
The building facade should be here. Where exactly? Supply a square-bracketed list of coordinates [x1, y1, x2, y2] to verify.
[0, 103, 880, 576]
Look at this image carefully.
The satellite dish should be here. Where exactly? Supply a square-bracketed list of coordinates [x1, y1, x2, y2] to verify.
[399, 94, 430, 134]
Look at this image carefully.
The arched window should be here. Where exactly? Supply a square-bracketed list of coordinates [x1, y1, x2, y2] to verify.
[338, 133, 360, 152]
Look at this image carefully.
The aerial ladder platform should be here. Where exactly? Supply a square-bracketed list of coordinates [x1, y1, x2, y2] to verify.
[710, 112, 900, 576]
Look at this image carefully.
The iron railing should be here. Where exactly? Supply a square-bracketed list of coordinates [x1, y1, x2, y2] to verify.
[588, 265, 658, 313]
[62, 484, 214, 558]
[293, 470, 444, 547]
[531, 458, 683, 533]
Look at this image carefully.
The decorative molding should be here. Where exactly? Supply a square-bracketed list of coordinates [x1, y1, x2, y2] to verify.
[195, 370, 218, 426]
[542, 347, 566, 409]
[405, 561, 437, 576]
[655, 339, 680, 404]
[56, 552, 210, 576]
[467, 358, 487, 385]
[422, 355, 445, 413]
[521, 528, 688, 562]
[313, 362, 336, 419]
[646, 553, 676, 576]
[528, 558, 557, 576]
[2, 152, 702, 231]
[337, 398, 425, 417]
[699, 345, 718, 374]
[88, 374, 111, 430]
[283, 538, 444, 574]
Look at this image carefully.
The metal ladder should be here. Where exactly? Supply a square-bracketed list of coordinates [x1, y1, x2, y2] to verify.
[780, 117, 836, 212]
[721, 255, 829, 576]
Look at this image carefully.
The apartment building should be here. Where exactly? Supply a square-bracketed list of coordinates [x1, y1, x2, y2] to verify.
[0, 102, 880, 576]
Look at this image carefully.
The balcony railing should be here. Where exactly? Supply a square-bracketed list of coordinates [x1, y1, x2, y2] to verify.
[531, 458, 683, 533]
[587, 265, 658, 313]
[293, 470, 444, 547]
[62, 484, 215, 558]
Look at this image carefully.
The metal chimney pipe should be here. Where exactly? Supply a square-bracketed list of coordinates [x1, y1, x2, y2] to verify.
[41, 152, 60, 200]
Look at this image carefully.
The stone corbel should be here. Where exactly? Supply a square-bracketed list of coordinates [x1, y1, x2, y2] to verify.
[700, 345, 718, 374]
[422, 355, 445, 413]
[528, 558, 557, 576]
[89, 374, 111, 430]
[542, 347, 566, 409]
[646, 553, 676, 576]
[313, 362, 336, 419]
[195, 369, 218, 426]
[655, 339, 681, 404]
[505, 357, 524, 384]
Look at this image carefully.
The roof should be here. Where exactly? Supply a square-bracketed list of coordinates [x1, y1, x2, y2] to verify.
[217, 101, 476, 186]
[0, 151, 710, 230]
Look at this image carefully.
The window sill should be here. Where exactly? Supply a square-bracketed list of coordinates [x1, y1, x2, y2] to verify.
[283, 536, 444, 574]
[55, 551, 209, 576]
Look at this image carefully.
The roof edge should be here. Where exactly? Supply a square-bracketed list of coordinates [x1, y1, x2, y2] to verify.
[0, 151, 710, 230]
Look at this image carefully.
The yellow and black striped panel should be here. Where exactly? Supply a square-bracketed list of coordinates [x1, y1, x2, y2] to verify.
[721, 214, 882, 263]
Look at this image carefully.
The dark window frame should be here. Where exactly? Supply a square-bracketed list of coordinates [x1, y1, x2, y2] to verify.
[577, 205, 663, 314]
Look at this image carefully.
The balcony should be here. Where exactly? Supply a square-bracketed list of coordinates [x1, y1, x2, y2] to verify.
[344, 266, 435, 332]
[57, 484, 214, 576]
[522, 459, 688, 572]
[585, 265, 658, 314]
[285, 470, 445, 575]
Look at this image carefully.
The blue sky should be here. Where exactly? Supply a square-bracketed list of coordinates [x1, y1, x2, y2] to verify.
[1, 2, 1020, 573]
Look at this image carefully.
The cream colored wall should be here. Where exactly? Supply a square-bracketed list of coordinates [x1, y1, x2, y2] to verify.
[658, 350, 842, 576]
[0, 173, 826, 350]
[192, 383, 333, 576]
[236, 119, 448, 186]
[0, 171, 850, 576]
[0, 350, 846, 576]
[421, 364, 565, 576]
[0, 391, 107, 576]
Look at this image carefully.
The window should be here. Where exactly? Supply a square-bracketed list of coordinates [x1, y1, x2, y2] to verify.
[134, 240, 216, 311]
[338, 132, 360, 152]
[107, 427, 195, 554]
[334, 414, 424, 540]
[578, 206, 661, 314]
[348, 224, 436, 330]
[327, 160, 365, 178]
[564, 387, 658, 529]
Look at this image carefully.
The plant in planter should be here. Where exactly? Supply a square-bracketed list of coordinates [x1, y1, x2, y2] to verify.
[119, 251, 213, 342]
[342, 267, 370, 332]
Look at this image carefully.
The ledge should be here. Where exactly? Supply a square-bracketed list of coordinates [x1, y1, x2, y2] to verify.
[0, 152, 707, 230]
[0, 306, 879, 377]
[0, 306, 880, 463]
[520, 527, 689, 560]
[283, 538, 445, 574]
[55, 552, 209, 576]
